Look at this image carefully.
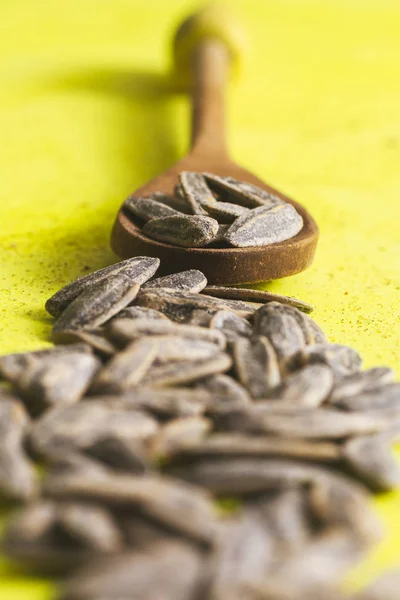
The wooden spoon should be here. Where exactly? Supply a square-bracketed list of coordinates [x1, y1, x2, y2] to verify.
[111, 8, 318, 285]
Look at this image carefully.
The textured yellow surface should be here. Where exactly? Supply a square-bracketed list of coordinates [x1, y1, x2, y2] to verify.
[0, 0, 399, 596]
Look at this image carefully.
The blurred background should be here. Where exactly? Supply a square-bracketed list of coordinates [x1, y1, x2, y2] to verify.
[0, 1, 399, 597]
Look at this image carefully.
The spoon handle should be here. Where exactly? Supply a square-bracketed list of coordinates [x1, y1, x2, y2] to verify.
[190, 38, 230, 158]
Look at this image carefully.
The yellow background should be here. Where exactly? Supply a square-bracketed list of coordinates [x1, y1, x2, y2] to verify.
[0, 0, 399, 596]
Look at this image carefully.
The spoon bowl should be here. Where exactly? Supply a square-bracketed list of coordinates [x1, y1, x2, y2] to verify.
[111, 8, 318, 285]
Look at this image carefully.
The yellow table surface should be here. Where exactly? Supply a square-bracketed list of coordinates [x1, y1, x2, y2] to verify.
[0, 0, 399, 596]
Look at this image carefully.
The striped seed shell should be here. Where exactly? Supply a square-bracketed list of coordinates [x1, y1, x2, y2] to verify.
[140, 352, 232, 388]
[253, 302, 306, 361]
[179, 171, 215, 214]
[329, 367, 395, 404]
[203, 285, 313, 314]
[143, 269, 208, 293]
[233, 336, 281, 398]
[45, 256, 159, 318]
[90, 337, 159, 394]
[124, 195, 182, 222]
[52, 274, 141, 334]
[14, 352, 101, 416]
[143, 215, 219, 247]
[225, 203, 303, 248]
[203, 173, 283, 209]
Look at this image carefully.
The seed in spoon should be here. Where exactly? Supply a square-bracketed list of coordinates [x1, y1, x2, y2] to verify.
[143, 215, 219, 247]
[225, 203, 304, 247]
[179, 171, 215, 214]
[124, 195, 182, 222]
[203, 173, 284, 209]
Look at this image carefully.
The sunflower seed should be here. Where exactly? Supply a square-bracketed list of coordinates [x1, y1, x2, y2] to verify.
[233, 336, 281, 398]
[119, 512, 182, 549]
[152, 416, 212, 456]
[342, 425, 400, 491]
[225, 204, 303, 248]
[285, 343, 363, 379]
[154, 336, 221, 364]
[103, 387, 210, 419]
[143, 215, 219, 247]
[167, 458, 362, 497]
[111, 305, 170, 322]
[14, 352, 101, 415]
[179, 171, 215, 214]
[249, 407, 386, 439]
[91, 338, 158, 394]
[56, 502, 123, 552]
[269, 365, 334, 407]
[53, 274, 140, 333]
[124, 195, 182, 221]
[253, 302, 306, 361]
[203, 200, 250, 224]
[85, 436, 151, 474]
[329, 368, 396, 405]
[59, 541, 203, 600]
[29, 403, 159, 459]
[167, 433, 340, 463]
[210, 310, 253, 343]
[136, 289, 260, 322]
[0, 343, 92, 383]
[207, 510, 275, 599]
[45, 257, 159, 318]
[196, 374, 251, 410]
[52, 330, 117, 357]
[258, 488, 312, 552]
[203, 173, 283, 209]
[155, 189, 192, 214]
[143, 269, 208, 293]
[44, 473, 217, 545]
[108, 317, 227, 349]
[140, 353, 232, 387]
[203, 286, 314, 314]
[0, 395, 38, 501]
[354, 569, 400, 600]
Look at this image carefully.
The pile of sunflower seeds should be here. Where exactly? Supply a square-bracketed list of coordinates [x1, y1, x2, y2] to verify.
[123, 172, 304, 248]
[0, 255, 399, 600]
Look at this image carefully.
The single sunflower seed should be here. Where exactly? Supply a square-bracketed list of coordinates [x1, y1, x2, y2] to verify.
[179, 171, 216, 214]
[90, 337, 159, 394]
[52, 274, 141, 334]
[233, 336, 281, 398]
[143, 269, 208, 293]
[52, 329, 117, 357]
[0, 395, 38, 501]
[14, 352, 101, 416]
[268, 364, 334, 408]
[140, 352, 232, 388]
[342, 424, 400, 492]
[203, 173, 283, 209]
[225, 203, 303, 248]
[143, 215, 219, 247]
[0, 343, 92, 383]
[203, 200, 250, 224]
[330, 367, 400, 408]
[45, 256, 159, 318]
[285, 343, 363, 379]
[124, 195, 182, 221]
[210, 310, 253, 344]
[253, 302, 306, 361]
[203, 286, 313, 314]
